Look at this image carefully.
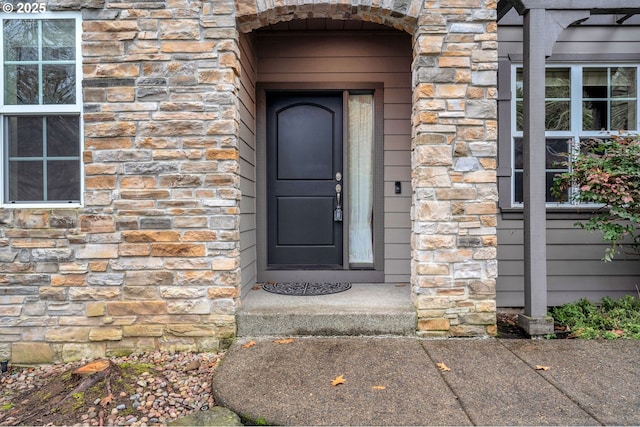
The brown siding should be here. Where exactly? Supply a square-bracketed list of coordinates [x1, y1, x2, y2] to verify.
[239, 32, 258, 294]
[256, 31, 413, 283]
[499, 25, 640, 58]
[497, 218, 640, 307]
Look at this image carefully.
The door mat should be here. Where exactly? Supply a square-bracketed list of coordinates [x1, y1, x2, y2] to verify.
[261, 282, 351, 296]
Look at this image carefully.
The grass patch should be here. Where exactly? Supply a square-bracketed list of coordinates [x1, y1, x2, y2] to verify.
[549, 295, 640, 339]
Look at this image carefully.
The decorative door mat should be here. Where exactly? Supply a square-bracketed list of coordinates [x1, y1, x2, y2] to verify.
[262, 282, 351, 296]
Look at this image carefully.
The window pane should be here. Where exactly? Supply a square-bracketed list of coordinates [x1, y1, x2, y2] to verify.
[514, 137, 523, 169]
[583, 68, 607, 98]
[545, 139, 570, 168]
[611, 67, 636, 98]
[47, 116, 80, 156]
[3, 19, 38, 61]
[583, 100, 607, 130]
[43, 64, 75, 104]
[546, 172, 566, 203]
[515, 68, 523, 98]
[42, 19, 75, 60]
[47, 160, 80, 200]
[4, 64, 39, 104]
[8, 160, 43, 201]
[545, 68, 570, 98]
[611, 100, 636, 130]
[514, 171, 523, 204]
[545, 101, 570, 130]
[516, 100, 523, 131]
[7, 116, 43, 157]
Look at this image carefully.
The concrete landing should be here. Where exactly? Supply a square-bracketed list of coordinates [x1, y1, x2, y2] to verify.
[237, 283, 416, 336]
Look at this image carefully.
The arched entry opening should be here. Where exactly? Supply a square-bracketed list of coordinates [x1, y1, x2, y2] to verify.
[233, 1, 498, 337]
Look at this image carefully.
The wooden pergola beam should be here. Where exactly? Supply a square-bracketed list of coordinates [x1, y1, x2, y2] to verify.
[511, 0, 640, 14]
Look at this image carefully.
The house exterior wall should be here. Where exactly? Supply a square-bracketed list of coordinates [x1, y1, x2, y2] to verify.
[0, 0, 498, 363]
[497, 19, 640, 308]
[238, 32, 258, 295]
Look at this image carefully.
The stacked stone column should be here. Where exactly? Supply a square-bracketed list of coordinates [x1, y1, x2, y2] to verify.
[411, 0, 498, 336]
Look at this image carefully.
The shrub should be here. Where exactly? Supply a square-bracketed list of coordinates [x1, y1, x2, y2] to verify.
[549, 295, 640, 339]
[551, 134, 640, 261]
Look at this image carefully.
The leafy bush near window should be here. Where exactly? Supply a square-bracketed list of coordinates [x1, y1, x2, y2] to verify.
[552, 134, 640, 261]
[549, 296, 640, 339]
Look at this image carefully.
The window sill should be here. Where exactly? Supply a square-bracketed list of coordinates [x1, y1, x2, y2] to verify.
[500, 205, 605, 220]
[2, 203, 82, 209]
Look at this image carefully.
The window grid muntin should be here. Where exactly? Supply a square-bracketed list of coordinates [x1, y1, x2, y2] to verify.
[0, 12, 82, 206]
[511, 64, 640, 207]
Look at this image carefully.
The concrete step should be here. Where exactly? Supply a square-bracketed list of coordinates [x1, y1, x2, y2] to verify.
[237, 283, 417, 337]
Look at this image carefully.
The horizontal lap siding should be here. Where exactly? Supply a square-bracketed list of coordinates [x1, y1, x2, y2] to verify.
[257, 32, 413, 283]
[239, 33, 258, 294]
[499, 26, 640, 57]
[497, 218, 640, 307]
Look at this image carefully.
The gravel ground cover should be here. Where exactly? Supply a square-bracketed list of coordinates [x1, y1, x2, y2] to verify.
[0, 350, 225, 427]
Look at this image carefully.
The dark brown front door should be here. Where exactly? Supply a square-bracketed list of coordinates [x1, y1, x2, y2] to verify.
[267, 92, 343, 268]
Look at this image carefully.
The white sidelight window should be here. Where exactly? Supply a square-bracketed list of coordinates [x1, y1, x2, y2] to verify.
[1, 13, 82, 205]
[348, 93, 374, 265]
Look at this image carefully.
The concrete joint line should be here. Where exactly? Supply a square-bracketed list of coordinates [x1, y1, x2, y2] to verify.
[496, 339, 605, 426]
[420, 342, 476, 426]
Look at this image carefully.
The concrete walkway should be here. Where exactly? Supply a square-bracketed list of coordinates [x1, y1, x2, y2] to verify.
[211, 337, 640, 426]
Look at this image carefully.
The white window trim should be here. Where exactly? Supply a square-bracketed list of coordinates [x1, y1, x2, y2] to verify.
[510, 63, 640, 208]
[0, 11, 83, 208]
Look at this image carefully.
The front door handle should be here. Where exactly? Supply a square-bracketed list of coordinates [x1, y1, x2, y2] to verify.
[334, 184, 343, 222]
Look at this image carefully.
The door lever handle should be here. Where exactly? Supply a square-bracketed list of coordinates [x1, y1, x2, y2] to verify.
[334, 183, 343, 222]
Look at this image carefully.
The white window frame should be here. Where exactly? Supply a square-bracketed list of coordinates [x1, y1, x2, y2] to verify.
[0, 11, 83, 208]
[510, 63, 640, 208]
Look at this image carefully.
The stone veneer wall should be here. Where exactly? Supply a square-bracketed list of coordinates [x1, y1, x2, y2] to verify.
[0, 0, 241, 364]
[0, 0, 498, 363]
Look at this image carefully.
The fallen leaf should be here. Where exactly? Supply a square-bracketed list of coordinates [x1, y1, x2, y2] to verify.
[74, 359, 110, 374]
[242, 340, 256, 349]
[252, 284, 262, 290]
[436, 362, 451, 372]
[535, 365, 550, 371]
[99, 393, 114, 408]
[184, 360, 200, 371]
[395, 283, 406, 287]
[273, 338, 294, 344]
[372, 385, 386, 390]
[331, 374, 346, 386]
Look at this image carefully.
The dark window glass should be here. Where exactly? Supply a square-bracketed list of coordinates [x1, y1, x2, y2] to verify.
[4, 64, 39, 104]
[47, 160, 80, 200]
[42, 20, 75, 60]
[3, 19, 38, 61]
[8, 116, 43, 157]
[47, 116, 80, 157]
[43, 65, 75, 104]
[513, 138, 570, 204]
[8, 160, 43, 201]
